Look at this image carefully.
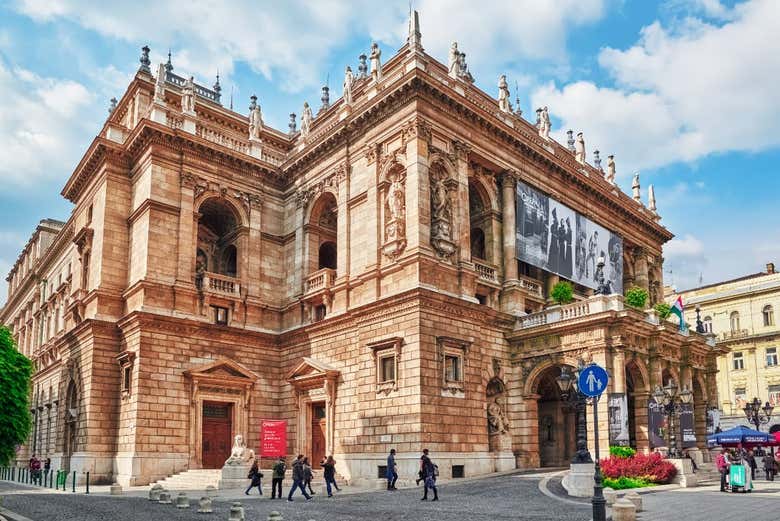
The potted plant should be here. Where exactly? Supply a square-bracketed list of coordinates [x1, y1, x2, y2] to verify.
[624, 287, 648, 309]
[551, 280, 574, 305]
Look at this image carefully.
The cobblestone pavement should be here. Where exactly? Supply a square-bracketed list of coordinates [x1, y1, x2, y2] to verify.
[0, 472, 591, 521]
[638, 481, 780, 521]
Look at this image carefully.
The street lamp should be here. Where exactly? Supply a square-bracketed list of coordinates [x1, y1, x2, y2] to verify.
[743, 397, 774, 431]
[556, 365, 593, 464]
[652, 379, 693, 459]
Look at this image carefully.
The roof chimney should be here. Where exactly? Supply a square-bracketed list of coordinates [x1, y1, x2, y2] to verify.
[767, 262, 776, 274]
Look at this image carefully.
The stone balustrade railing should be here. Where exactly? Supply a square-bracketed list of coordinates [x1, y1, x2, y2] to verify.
[515, 294, 624, 329]
[721, 328, 749, 341]
[196, 123, 249, 155]
[473, 260, 499, 284]
[305, 268, 336, 295]
[520, 276, 543, 297]
[202, 272, 241, 297]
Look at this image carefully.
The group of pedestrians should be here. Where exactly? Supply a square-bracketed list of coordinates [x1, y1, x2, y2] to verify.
[387, 448, 439, 501]
[26, 454, 50, 484]
[244, 454, 341, 501]
[716, 446, 780, 492]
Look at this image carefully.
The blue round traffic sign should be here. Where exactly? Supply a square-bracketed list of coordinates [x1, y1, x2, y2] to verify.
[578, 364, 609, 397]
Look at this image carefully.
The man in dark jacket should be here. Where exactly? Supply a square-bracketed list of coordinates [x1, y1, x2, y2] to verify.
[746, 450, 757, 481]
[420, 448, 438, 501]
[271, 456, 286, 499]
[763, 451, 777, 481]
[287, 454, 312, 501]
[386, 449, 398, 490]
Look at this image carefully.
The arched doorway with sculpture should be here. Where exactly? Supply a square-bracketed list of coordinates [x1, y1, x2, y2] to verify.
[528, 362, 578, 467]
[59, 359, 84, 474]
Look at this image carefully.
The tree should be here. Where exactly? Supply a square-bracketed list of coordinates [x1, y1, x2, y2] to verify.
[551, 280, 574, 304]
[0, 326, 33, 466]
[654, 302, 672, 320]
[625, 287, 649, 309]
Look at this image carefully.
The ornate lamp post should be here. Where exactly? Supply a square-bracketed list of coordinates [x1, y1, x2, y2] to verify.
[652, 379, 693, 458]
[743, 397, 774, 431]
[556, 365, 593, 464]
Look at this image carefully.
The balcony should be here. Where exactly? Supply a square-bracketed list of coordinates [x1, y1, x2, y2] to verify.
[721, 329, 750, 341]
[305, 268, 336, 295]
[201, 272, 241, 298]
[515, 294, 623, 329]
[474, 260, 499, 285]
[519, 276, 543, 298]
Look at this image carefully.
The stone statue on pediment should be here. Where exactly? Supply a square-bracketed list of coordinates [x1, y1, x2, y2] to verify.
[539, 106, 551, 140]
[370, 42, 382, 82]
[343, 66, 354, 105]
[448, 42, 459, 78]
[300, 102, 313, 139]
[632, 173, 641, 202]
[248, 96, 263, 141]
[575, 132, 586, 164]
[487, 398, 509, 435]
[606, 155, 616, 184]
[181, 76, 195, 114]
[498, 75, 511, 113]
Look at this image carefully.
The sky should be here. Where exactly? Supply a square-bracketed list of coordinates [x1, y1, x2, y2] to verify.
[0, 0, 779, 304]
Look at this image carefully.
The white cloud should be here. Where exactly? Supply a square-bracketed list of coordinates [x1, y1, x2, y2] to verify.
[665, 234, 704, 257]
[0, 61, 96, 186]
[530, 0, 780, 176]
[12, 0, 606, 93]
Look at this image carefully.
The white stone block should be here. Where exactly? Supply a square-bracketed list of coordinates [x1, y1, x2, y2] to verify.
[612, 498, 636, 521]
[561, 462, 595, 498]
[624, 491, 642, 512]
[109, 483, 123, 495]
[603, 487, 617, 505]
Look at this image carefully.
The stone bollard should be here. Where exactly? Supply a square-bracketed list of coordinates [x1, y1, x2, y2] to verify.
[624, 491, 642, 512]
[228, 502, 245, 521]
[197, 496, 213, 514]
[158, 490, 172, 504]
[603, 487, 617, 506]
[205, 485, 218, 498]
[109, 483, 123, 495]
[149, 484, 164, 501]
[176, 492, 190, 509]
[612, 498, 637, 521]
[267, 512, 283, 521]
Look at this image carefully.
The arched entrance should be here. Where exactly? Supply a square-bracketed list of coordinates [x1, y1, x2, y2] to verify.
[625, 359, 649, 452]
[535, 365, 576, 467]
[63, 380, 79, 472]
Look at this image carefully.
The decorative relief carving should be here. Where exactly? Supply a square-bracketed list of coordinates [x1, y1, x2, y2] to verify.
[382, 164, 407, 261]
[429, 160, 457, 259]
[401, 117, 432, 146]
[364, 143, 380, 165]
[295, 170, 341, 209]
[452, 139, 471, 162]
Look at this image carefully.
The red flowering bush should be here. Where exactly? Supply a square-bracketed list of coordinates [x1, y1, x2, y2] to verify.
[600, 452, 677, 484]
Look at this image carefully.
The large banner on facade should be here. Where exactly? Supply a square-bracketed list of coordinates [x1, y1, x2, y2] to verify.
[680, 403, 696, 448]
[608, 393, 630, 446]
[515, 180, 623, 293]
[260, 420, 287, 457]
[648, 397, 666, 449]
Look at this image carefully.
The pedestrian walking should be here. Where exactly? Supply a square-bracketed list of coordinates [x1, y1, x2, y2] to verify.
[271, 456, 286, 499]
[28, 454, 41, 484]
[386, 449, 398, 490]
[287, 455, 312, 501]
[746, 450, 757, 481]
[763, 451, 777, 481]
[244, 460, 263, 495]
[303, 457, 316, 495]
[420, 448, 438, 501]
[716, 448, 730, 492]
[321, 455, 340, 497]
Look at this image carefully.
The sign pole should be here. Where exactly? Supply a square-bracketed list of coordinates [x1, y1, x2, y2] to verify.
[592, 395, 606, 521]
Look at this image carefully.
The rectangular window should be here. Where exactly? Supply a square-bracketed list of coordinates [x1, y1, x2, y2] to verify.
[767, 347, 778, 367]
[733, 352, 744, 370]
[122, 366, 132, 392]
[734, 387, 746, 403]
[213, 306, 228, 325]
[379, 355, 396, 383]
[769, 385, 780, 405]
[452, 465, 465, 478]
[445, 354, 463, 382]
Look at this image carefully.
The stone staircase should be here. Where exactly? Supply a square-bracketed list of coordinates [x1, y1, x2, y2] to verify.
[153, 469, 222, 490]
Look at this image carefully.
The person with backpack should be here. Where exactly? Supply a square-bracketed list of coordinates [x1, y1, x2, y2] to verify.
[245, 460, 263, 495]
[716, 448, 730, 492]
[271, 456, 286, 499]
[386, 449, 398, 491]
[321, 455, 340, 497]
[287, 454, 312, 501]
[420, 448, 438, 501]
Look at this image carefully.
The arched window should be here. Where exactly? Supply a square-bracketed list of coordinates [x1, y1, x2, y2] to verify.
[471, 228, 486, 260]
[730, 311, 740, 333]
[703, 315, 713, 333]
[196, 198, 241, 278]
[222, 245, 237, 277]
[763, 305, 775, 327]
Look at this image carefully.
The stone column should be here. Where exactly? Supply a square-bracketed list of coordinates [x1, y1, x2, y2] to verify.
[176, 176, 196, 285]
[293, 203, 307, 301]
[634, 247, 649, 291]
[500, 173, 523, 314]
[452, 140, 472, 264]
[633, 391, 651, 453]
[612, 350, 626, 393]
[515, 394, 541, 468]
[335, 165, 350, 282]
[245, 198, 263, 299]
[404, 128, 430, 254]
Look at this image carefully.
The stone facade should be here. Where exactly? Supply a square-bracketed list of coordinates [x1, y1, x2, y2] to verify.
[1, 18, 721, 486]
[671, 262, 780, 431]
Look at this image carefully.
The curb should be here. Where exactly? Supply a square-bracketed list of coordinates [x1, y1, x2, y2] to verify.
[0, 507, 34, 521]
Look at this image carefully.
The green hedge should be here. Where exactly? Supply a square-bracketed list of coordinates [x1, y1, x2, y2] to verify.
[603, 476, 656, 490]
[609, 445, 637, 458]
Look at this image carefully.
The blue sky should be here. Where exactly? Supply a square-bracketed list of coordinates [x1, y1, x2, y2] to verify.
[1, 0, 778, 304]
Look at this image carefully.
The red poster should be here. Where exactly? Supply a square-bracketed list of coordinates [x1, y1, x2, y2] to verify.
[261, 420, 287, 457]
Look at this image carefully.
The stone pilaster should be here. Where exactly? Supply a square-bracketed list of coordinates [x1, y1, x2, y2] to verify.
[499, 173, 523, 314]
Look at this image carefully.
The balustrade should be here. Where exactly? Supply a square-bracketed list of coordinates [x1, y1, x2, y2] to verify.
[200, 272, 241, 297]
[305, 268, 336, 295]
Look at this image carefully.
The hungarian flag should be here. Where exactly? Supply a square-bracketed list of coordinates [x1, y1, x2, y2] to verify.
[670, 296, 684, 329]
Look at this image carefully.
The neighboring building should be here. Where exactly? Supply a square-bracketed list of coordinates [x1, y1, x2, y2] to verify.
[1, 14, 721, 487]
[673, 263, 780, 432]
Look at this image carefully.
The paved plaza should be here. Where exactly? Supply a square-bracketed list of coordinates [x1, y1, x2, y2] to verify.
[0, 472, 590, 521]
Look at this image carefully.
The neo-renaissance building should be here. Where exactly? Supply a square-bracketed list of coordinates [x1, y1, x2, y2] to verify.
[1, 14, 724, 487]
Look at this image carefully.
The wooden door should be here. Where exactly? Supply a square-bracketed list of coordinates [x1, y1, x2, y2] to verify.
[311, 402, 326, 469]
[202, 402, 232, 469]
